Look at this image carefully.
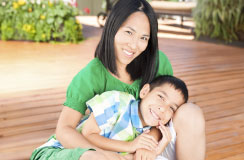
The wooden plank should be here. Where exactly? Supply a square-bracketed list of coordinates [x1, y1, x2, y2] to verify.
[181, 71, 244, 86]
[190, 88, 244, 103]
[0, 129, 54, 150]
[0, 104, 62, 120]
[220, 152, 244, 160]
[204, 106, 244, 121]
[206, 127, 244, 144]
[197, 93, 244, 109]
[0, 112, 60, 129]
[206, 143, 244, 160]
[0, 98, 64, 113]
[188, 78, 244, 96]
[206, 113, 244, 127]
[0, 89, 66, 105]
[0, 120, 58, 137]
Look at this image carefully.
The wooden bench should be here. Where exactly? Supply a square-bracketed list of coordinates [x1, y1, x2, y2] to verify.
[149, 0, 197, 26]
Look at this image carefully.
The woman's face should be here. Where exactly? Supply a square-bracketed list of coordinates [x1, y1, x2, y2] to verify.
[114, 11, 150, 69]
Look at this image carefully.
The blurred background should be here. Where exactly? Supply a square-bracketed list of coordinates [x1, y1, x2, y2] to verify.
[0, 0, 243, 160]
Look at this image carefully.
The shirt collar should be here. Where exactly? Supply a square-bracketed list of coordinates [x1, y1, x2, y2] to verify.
[130, 100, 145, 133]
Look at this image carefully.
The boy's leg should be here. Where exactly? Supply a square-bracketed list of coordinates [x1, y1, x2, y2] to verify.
[173, 103, 206, 160]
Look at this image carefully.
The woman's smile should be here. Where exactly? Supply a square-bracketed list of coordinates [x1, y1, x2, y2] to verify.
[122, 49, 134, 57]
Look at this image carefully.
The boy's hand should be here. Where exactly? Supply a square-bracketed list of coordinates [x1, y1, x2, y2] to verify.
[129, 130, 158, 153]
[134, 148, 157, 160]
[156, 122, 172, 155]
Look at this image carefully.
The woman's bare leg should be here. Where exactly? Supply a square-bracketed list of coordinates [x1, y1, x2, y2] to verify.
[173, 103, 206, 160]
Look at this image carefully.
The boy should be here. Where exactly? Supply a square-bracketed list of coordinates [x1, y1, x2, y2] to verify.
[37, 75, 188, 158]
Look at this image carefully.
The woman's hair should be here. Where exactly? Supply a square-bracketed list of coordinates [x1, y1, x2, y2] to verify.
[95, 0, 159, 88]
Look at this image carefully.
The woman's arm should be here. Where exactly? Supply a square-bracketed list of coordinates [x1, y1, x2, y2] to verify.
[56, 107, 132, 160]
[82, 113, 158, 153]
[56, 106, 100, 149]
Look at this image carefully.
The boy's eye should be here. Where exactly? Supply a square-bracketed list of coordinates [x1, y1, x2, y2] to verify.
[170, 106, 176, 112]
[159, 95, 165, 101]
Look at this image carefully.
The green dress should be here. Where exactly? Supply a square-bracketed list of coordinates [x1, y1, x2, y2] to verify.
[30, 51, 173, 160]
[64, 50, 173, 115]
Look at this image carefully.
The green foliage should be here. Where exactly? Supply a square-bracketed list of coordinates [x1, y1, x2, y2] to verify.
[0, 0, 84, 43]
[193, 0, 244, 43]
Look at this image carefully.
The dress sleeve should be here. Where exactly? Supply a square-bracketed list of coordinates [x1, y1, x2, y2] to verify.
[63, 59, 105, 115]
[156, 50, 173, 76]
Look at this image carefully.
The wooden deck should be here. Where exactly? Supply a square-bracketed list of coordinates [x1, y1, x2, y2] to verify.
[0, 25, 244, 160]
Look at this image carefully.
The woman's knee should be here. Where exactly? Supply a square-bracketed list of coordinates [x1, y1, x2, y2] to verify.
[173, 103, 206, 160]
[80, 151, 107, 160]
[173, 103, 205, 132]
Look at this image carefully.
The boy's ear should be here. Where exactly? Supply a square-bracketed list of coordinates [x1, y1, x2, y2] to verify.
[140, 84, 150, 99]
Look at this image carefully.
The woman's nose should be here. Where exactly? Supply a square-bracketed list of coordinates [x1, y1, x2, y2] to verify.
[128, 36, 138, 50]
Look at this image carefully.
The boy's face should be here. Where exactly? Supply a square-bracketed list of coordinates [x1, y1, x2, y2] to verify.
[139, 83, 185, 127]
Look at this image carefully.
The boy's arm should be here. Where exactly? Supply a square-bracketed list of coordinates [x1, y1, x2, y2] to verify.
[134, 123, 172, 160]
[147, 127, 162, 141]
[82, 113, 134, 153]
[82, 113, 158, 153]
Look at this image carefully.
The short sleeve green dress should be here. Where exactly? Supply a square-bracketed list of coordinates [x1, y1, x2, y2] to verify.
[30, 51, 173, 160]
[64, 51, 173, 115]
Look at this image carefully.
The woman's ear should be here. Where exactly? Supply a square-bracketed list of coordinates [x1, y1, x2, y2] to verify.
[140, 84, 150, 99]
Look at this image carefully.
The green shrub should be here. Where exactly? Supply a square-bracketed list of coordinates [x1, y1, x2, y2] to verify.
[0, 0, 83, 43]
[193, 0, 244, 43]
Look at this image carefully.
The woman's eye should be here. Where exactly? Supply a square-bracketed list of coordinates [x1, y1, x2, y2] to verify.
[141, 37, 148, 41]
[125, 31, 132, 35]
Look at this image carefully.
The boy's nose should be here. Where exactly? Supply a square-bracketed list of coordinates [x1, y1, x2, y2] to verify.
[158, 106, 167, 113]
[158, 105, 171, 113]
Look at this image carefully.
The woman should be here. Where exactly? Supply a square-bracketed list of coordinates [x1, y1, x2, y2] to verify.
[31, 0, 205, 160]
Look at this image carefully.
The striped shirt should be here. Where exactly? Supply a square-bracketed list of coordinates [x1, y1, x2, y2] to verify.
[38, 91, 149, 149]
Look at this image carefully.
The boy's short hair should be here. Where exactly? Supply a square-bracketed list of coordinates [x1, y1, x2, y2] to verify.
[150, 75, 188, 103]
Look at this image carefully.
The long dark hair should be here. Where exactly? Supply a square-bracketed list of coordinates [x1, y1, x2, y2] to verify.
[95, 0, 159, 88]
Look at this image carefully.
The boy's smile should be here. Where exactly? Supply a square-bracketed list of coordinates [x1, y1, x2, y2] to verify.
[139, 83, 185, 127]
[150, 108, 160, 120]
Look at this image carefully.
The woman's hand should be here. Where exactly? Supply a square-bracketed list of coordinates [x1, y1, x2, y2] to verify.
[155, 122, 172, 155]
[129, 130, 158, 153]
